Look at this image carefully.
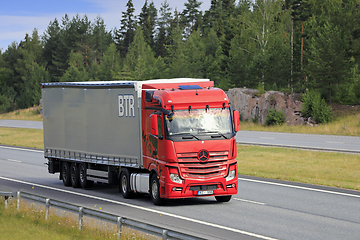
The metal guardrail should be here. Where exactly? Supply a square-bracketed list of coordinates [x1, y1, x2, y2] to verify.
[1, 191, 205, 240]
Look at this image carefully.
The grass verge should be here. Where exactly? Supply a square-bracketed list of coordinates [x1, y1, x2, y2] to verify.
[241, 112, 360, 136]
[0, 127, 43, 149]
[237, 145, 360, 191]
[0, 200, 147, 240]
[1, 127, 359, 191]
[0, 106, 42, 121]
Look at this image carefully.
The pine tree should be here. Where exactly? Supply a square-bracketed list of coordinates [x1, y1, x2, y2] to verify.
[139, 1, 157, 49]
[126, 26, 155, 80]
[154, 0, 172, 57]
[116, 0, 136, 58]
[181, 0, 203, 37]
[43, 18, 61, 82]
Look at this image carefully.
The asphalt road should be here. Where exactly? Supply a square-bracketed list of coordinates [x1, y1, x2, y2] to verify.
[0, 119, 43, 129]
[1, 120, 360, 153]
[1, 145, 359, 240]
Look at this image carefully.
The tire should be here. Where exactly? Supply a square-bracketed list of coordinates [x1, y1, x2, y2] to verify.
[70, 162, 80, 188]
[61, 162, 71, 187]
[119, 168, 133, 199]
[150, 174, 166, 205]
[79, 163, 93, 189]
[215, 195, 232, 203]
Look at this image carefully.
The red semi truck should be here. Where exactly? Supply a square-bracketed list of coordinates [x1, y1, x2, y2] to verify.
[42, 78, 240, 205]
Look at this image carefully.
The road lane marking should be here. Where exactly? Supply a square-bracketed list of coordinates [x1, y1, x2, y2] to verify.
[7, 159, 22, 163]
[0, 145, 43, 153]
[239, 178, 360, 198]
[0, 176, 277, 240]
[236, 141, 360, 154]
[259, 137, 275, 140]
[234, 198, 265, 205]
[325, 141, 344, 144]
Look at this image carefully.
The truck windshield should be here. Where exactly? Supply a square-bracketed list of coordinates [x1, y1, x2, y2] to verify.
[165, 108, 232, 136]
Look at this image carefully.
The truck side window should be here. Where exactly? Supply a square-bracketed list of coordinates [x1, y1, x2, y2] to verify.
[157, 115, 163, 139]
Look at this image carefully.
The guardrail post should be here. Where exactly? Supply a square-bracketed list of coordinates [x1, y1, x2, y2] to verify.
[117, 217, 122, 240]
[45, 199, 50, 220]
[162, 229, 168, 240]
[4, 196, 9, 209]
[17, 191, 20, 211]
[78, 207, 84, 230]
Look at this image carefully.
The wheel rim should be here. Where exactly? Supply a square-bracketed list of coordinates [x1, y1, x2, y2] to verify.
[151, 180, 158, 200]
[63, 164, 68, 182]
[80, 165, 85, 183]
[121, 175, 127, 193]
[71, 165, 76, 182]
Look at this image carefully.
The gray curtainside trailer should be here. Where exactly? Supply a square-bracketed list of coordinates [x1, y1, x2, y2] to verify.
[42, 81, 143, 186]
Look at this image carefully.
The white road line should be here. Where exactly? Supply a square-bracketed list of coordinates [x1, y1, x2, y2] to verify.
[259, 137, 275, 139]
[0, 145, 43, 153]
[234, 198, 265, 205]
[325, 141, 344, 144]
[0, 176, 276, 240]
[239, 178, 360, 198]
[7, 159, 22, 163]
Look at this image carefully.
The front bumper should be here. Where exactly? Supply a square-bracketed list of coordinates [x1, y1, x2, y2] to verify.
[162, 175, 238, 199]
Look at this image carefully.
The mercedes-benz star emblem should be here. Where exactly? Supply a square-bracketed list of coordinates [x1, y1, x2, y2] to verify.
[198, 150, 209, 161]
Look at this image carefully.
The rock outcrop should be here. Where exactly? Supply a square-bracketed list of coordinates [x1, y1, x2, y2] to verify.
[227, 88, 305, 126]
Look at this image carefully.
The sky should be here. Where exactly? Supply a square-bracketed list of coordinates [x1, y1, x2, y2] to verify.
[0, 0, 212, 52]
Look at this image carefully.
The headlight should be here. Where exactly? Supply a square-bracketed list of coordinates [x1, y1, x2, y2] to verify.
[170, 173, 183, 184]
[226, 170, 236, 181]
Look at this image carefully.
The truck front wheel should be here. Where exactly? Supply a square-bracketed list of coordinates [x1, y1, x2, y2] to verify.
[61, 162, 71, 187]
[150, 174, 166, 205]
[120, 169, 133, 199]
[79, 163, 93, 189]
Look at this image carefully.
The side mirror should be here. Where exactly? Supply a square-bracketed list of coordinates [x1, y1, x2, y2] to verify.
[151, 114, 158, 136]
[145, 91, 154, 102]
[233, 110, 240, 132]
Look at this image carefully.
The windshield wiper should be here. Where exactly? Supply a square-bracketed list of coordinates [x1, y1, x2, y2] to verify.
[182, 133, 200, 140]
[204, 131, 228, 139]
[171, 132, 200, 140]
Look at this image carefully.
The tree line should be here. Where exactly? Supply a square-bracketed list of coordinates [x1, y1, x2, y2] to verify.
[1, 0, 360, 114]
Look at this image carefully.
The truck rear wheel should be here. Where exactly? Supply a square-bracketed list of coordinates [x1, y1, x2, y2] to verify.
[150, 174, 166, 205]
[79, 163, 93, 188]
[215, 195, 232, 202]
[120, 169, 133, 199]
[61, 162, 71, 187]
[70, 162, 80, 188]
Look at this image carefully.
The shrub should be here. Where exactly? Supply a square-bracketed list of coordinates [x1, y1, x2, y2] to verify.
[265, 108, 286, 126]
[301, 90, 332, 124]
[252, 114, 259, 123]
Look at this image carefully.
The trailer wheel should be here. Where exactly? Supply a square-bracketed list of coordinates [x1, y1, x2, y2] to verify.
[150, 174, 166, 205]
[120, 169, 133, 199]
[70, 162, 80, 188]
[79, 163, 93, 189]
[61, 162, 71, 187]
[215, 195, 232, 202]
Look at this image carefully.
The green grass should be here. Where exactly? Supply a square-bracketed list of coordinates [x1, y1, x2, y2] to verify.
[0, 201, 115, 239]
[0, 127, 43, 149]
[236, 145, 360, 191]
[0, 200, 149, 240]
[241, 111, 360, 136]
[0, 106, 42, 121]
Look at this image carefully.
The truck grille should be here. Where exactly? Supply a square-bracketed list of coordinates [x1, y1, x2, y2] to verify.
[177, 151, 228, 179]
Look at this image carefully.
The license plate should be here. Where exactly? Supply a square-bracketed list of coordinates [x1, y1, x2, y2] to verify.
[197, 190, 213, 195]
